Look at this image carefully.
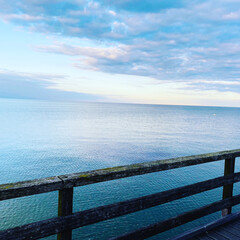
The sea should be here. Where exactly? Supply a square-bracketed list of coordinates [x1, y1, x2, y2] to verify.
[0, 98, 240, 239]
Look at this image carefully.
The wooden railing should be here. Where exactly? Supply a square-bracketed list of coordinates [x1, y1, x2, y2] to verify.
[1, 149, 240, 240]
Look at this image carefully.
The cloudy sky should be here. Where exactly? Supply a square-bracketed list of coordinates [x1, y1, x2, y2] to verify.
[0, 0, 240, 106]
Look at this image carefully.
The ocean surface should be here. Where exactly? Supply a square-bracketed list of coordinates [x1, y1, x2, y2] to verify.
[0, 98, 240, 239]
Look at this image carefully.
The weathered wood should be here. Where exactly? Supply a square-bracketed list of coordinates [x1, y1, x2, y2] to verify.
[0, 149, 240, 239]
[59, 149, 240, 188]
[110, 194, 240, 240]
[195, 235, 213, 240]
[219, 225, 240, 239]
[1, 174, 240, 240]
[211, 228, 240, 240]
[0, 176, 62, 201]
[203, 232, 227, 240]
[222, 157, 235, 216]
[2, 192, 240, 240]
[171, 211, 240, 240]
[231, 221, 240, 230]
[57, 188, 73, 240]
[1, 149, 240, 201]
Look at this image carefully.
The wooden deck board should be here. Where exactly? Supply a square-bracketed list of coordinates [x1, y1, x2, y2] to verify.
[170, 212, 240, 240]
[195, 234, 215, 240]
[231, 221, 240, 229]
[205, 231, 227, 240]
[193, 217, 240, 240]
[220, 226, 240, 237]
[194, 235, 214, 240]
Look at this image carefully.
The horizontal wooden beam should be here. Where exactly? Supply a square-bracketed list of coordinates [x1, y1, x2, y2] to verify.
[0, 176, 62, 201]
[1, 172, 240, 240]
[1, 149, 240, 201]
[59, 149, 240, 188]
[110, 194, 240, 240]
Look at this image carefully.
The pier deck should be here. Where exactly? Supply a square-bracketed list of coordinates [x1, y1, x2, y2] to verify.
[172, 211, 240, 240]
[195, 218, 240, 240]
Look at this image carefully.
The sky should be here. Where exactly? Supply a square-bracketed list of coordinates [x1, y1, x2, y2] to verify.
[0, 0, 240, 107]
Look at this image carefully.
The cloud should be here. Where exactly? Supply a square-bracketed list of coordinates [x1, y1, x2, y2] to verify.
[0, 70, 102, 101]
[0, 0, 240, 94]
[183, 79, 240, 93]
[1, 13, 46, 21]
[222, 11, 240, 20]
[35, 39, 240, 86]
[0, 1, 239, 38]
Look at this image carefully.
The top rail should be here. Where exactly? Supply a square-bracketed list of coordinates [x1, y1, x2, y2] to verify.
[1, 149, 240, 201]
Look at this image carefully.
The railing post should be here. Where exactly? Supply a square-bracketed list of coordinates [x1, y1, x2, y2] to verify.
[222, 157, 235, 216]
[57, 187, 74, 240]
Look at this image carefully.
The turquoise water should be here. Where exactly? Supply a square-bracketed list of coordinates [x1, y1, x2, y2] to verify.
[0, 98, 240, 239]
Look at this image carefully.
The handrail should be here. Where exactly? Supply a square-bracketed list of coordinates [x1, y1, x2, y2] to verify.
[0, 149, 240, 240]
[1, 149, 240, 201]
[1, 172, 240, 240]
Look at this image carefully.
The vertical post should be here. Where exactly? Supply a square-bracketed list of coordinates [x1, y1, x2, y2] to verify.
[222, 157, 235, 216]
[57, 188, 74, 240]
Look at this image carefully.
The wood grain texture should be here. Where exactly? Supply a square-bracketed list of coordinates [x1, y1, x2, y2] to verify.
[171, 211, 240, 240]
[1, 149, 240, 239]
[0, 176, 62, 201]
[59, 149, 240, 188]
[110, 194, 240, 240]
[57, 188, 73, 240]
[1, 174, 240, 240]
[222, 157, 236, 216]
[1, 149, 239, 201]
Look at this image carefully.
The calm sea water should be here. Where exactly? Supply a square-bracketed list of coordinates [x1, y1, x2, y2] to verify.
[0, 98, 240, 239]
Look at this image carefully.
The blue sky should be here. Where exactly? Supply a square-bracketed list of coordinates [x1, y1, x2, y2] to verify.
[0, 0, 240, 106]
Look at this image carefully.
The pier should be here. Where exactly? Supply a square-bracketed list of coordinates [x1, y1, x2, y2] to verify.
[1, 149, 240, 239]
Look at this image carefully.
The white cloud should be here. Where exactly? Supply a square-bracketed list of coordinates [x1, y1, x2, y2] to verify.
[1, 13, 46, 21]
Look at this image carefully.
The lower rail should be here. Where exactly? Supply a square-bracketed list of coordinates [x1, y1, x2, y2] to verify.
[111, 194, 240, 240]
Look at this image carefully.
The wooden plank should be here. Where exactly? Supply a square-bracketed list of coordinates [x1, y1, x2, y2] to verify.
[110, 194, 240, 240]
[205, 231, 228, 240]
[0, 176, 62, 201]
[1, 190, 240, 239]
[1, 149, 240, 200]
[171, 211, 240, 240]
[210, 231, 232, 240]
[217, 222, 240, 238]
[57, 188, 73, 240]
[59, 149, 240, 188]
[195, 235, 214, 240]
[230, 221, 240, 230]
[222, 157, 235, 216]
[231, 221, 240, 228]
[222, 227, 240, 238]
[212, 228, 240, 240]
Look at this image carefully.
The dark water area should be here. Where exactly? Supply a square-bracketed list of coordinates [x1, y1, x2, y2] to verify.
[0, 98, 240, 239]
